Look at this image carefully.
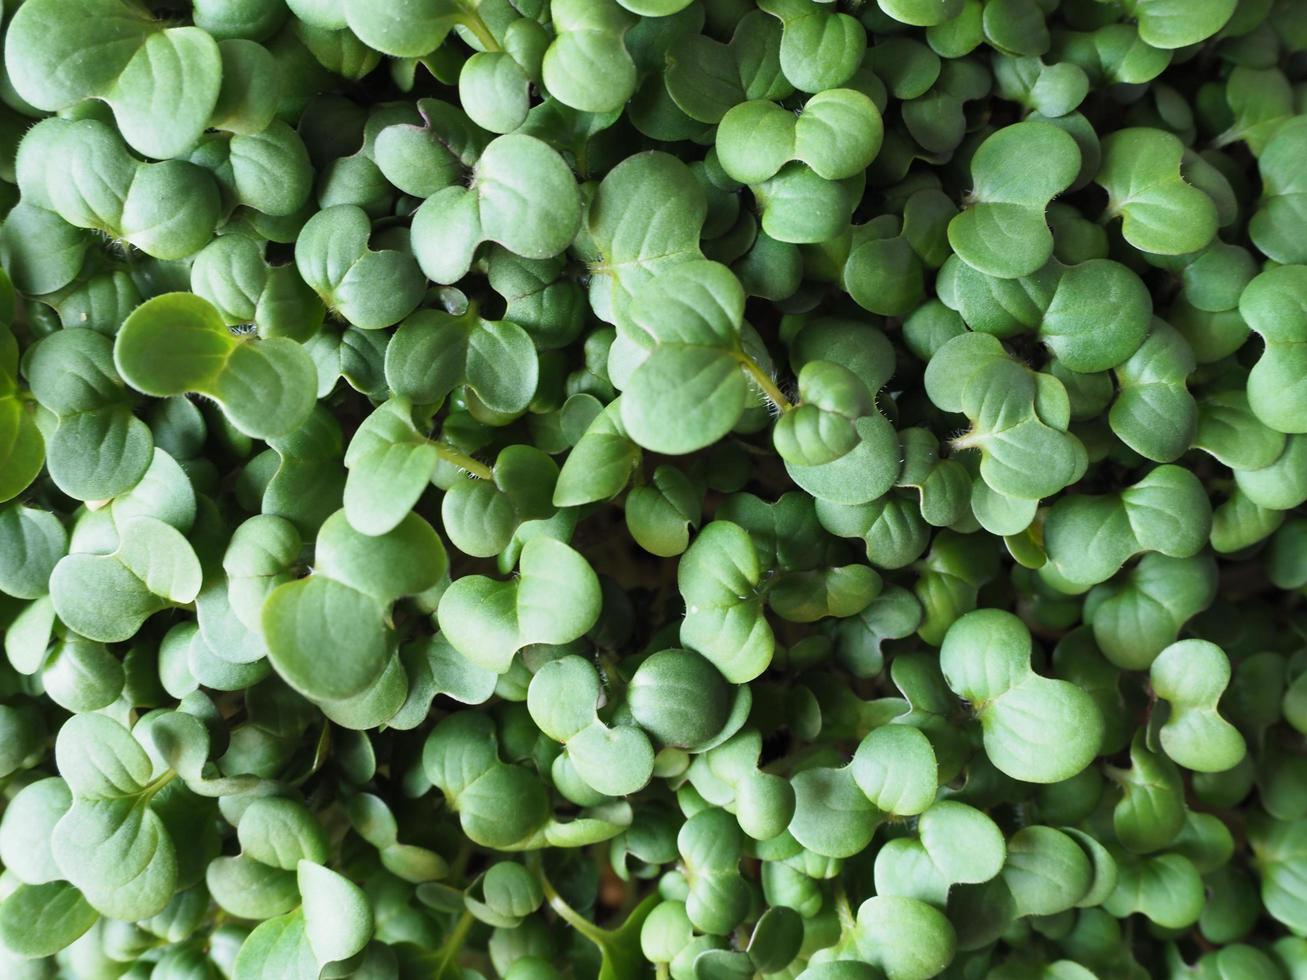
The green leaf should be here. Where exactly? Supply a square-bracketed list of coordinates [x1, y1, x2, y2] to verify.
[31, 117, 222, 260]
[925, 333, 1085, 502]
[878, 0, 963, 26]
[437, 537, 601, 672]
[1150, 639, 1245, 773]
[917, 801, 1006, 887]
[1085, 553, 1216, 670]
[115, 293, 316, 441]
[385, 306, 539, 415]
[413, 134, 581, 284]
[263, 576, 390, 701]
[50, 517, 202, 643]
[314, 509, 448, 604]
[52, 794, 179, 921]
[1250, 116, 1307, 265]
[0, 881, 98, 959]
[0, 777, 71, 885]
[294, 206, 425, 329]
[785, 414, 901, 506]
[678, 809, 750, 934]
[0, 201, 92, 296]
[1238, 265, 1307, 435]
[1109, 320, 1197, 463]
[941, 609, 1103, 783]
[233, 909, 318, 980]
[788, 765, 878, 859]
[850, 724, 938, 816]
[678, 521, 774, 684]
[298, 860, 373, 965]
[24, 327, 154, 501]
[1111, 732, 1186, 854]
[207, 855, 301, 921]
[1042, 464, 1210, 589]
[618, 261, 753, 455]
[852, 896, 956, 980]
[443, 445, 557, 558]
[773, 361, 871, 468]
[541, 0, 637, 113]
[460, 52, 531, 134]
[553, 399, 641, 507]
[757, 0, 866, 94]
[343, 399, 443, 537]
[1095, 128, 1218, 256]
[626, 465, 702, 557]
[0, 502, 66, 600]
[0, 396, 44, 505]
[1125, 0, 1236, 49]
[586, 152, 708, 323]
[1104, 852, 1203, 929]
[662, 12, 789, 123]
[263, 510, 444, 701]
[715, 90, 882, 185]
[768, 564, 880, 622]
[1001, 825, 1092, 917]
[239, 797, 330, 870]
[948, 121, 1080, 278]
[6, 0, 222, 159]
[1250, 815, 1307, 935]
[1040, 259, 1150, 372]
[568, 722, 656, 797]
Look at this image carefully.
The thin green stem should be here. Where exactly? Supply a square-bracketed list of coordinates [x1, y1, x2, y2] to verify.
[833, 880, 856, 934]
[433, 910, 474, 978]
[140, 770, 177, 805]
[459, 12, 501, 52]
[448, 840, 474, 886]
[736, 353, 793, 412]
[1210, 127, 1241, 150]
[538, 867, 609, 946]
[433, 440, 493, 480]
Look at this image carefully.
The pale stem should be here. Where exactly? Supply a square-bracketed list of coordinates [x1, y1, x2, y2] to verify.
[432, 440, 494, 481]
[736, 353, 793, 413]
[459, 13, 501, 53]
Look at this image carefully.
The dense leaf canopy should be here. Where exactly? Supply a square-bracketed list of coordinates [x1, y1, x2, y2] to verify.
[0, 0, 1303, 978]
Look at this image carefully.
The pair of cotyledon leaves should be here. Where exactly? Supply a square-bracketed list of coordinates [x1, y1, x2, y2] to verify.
[0, 711, 370, 973]
[949, 122, 1216, 283]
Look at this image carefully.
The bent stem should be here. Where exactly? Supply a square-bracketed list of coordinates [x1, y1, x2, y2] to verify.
[529, 852, 617, 947]
[539, 868, 610, 947]
[737, 352, 793, 413]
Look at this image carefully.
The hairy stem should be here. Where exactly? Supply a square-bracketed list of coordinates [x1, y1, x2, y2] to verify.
[537, 864, 610, 945]
[737, 353, 793, 412]
[433, 440, 493, 480]
[833, 880, 856, 934]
